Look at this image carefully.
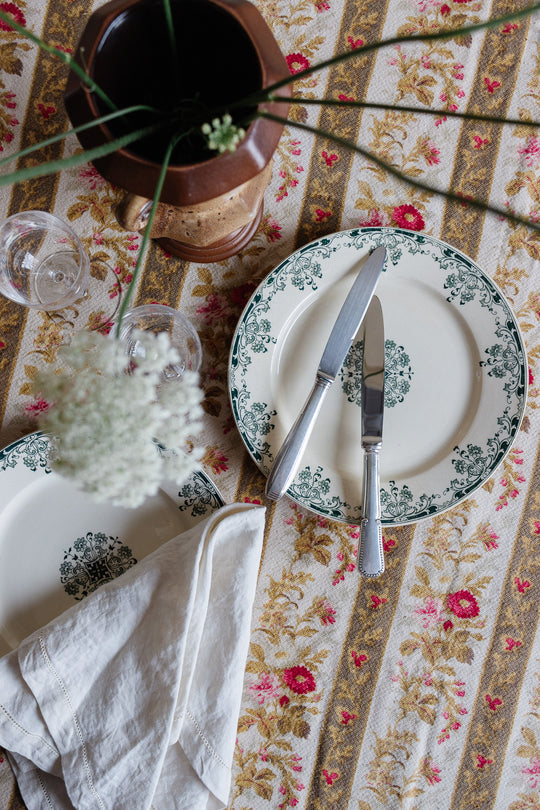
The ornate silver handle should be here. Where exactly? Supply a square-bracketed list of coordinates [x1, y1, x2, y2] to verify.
[265, 372, 332, 501]
[358, 442, 384, 577]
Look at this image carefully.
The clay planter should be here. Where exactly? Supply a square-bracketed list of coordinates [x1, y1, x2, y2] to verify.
[64, 0, 291, 261]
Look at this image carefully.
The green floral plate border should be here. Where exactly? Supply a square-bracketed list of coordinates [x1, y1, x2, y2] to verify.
[228, 227, 527, 526]
[0, 431, 224, 653]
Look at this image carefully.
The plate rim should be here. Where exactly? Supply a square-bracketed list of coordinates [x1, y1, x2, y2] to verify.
[228, 226, 528, 526]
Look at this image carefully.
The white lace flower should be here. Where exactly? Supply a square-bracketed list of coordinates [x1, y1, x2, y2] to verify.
[201, 114, 246, 153]
[33, 330, 203, 508]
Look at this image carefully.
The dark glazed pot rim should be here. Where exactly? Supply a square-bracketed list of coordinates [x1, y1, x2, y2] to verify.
[64, 0, 291, 206]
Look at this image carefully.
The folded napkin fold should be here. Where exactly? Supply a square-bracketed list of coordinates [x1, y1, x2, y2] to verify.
[0, 502, 266, 810]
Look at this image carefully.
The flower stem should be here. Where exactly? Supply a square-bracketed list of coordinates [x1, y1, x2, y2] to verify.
[0, 105, 160, 169]
[162, 0, 178, 92]
[258, 110, 540, 232]
[0, 9, 118, 113]
[268, 96, 540, 129]
[114, 134, 178, 337]
[0, 122, 163, 188]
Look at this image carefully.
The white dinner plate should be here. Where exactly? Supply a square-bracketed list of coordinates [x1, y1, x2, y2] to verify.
[0, 432, 224, 655]
[229, 227, 527, 526]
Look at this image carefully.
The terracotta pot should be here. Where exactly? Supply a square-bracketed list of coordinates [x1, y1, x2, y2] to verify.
[64, 0, 291, 261]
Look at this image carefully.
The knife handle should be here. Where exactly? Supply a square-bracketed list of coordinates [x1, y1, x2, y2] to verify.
[358, 442, 385, 577]
[265, 372, 332, 501]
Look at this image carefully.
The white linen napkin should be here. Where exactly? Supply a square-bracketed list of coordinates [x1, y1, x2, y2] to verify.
[0, 502, 266, 810]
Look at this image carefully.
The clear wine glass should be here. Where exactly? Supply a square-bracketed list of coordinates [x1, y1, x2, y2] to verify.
[0, 211, 90, 311]
[117, 304, 202, 382]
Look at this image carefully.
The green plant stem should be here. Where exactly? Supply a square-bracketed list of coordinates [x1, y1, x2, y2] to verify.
[0, 10, 118, 113]
[259, 110, 540, 232]
[0, 105, 161, 169]
[268, 96, 540, 129]
[114, 135, 178, 337]
[162, 0, 178, 76]
[244, 3, 540, 102]
[0, 123, 163, 188]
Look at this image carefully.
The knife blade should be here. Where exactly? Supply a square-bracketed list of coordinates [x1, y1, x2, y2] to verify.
[358, 295, 385, 577]
[265, 244, 387, 501]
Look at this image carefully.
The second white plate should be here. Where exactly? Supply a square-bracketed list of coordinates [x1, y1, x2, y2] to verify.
[0, 432, 224, 655]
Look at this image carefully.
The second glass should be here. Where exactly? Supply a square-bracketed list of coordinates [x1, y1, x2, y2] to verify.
[117, 304, 202, 381]
[0, 211, 89, 310]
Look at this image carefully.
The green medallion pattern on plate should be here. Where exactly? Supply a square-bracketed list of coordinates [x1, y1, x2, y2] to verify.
[339, 338, 413, 408]
[229, 227, 527, 525]
[60, 532, 137, 601]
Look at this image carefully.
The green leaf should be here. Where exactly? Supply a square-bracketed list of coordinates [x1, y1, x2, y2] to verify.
[0, 123, 161, 188]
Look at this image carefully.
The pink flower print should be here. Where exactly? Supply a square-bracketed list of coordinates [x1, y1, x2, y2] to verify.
[534, 521, 540, 535]
[481, 526, 499, 550]
[282, 665, 316, 694]
[358, 208, 387, 227]
[392, 203, 425, 231]
[317, 598, 337, 625]
[453, 64, 465, 80]
[415, 596, 444, 628]
[338, 94, 355, 102]
[502, 22, 519, 33]
[316, 0, 330, 10]
[315, 208, 332, 222]
[383, 535, 395, 552]
[286, 52, 310, 75]
[38, 103, 55, 120]
[518, 136, 540, 167]
[485, 694, 502, 711]
[263, 216, 282, 243]
[351, 650, 367, 667]
[440, 3, 450, 14]
[332, 568, 345, 585]
[472, 133, 488, 148]
[484, 77, 501, 93]
[341, 710, 357, 725]
[515, 577, 531, 593]
[0, 2, 26, 31]
[280, 695, 290, 707]
[446, 589, 480, 619]
[476, 754, 493, 768]
[259, 747, 269, 761]
[322, 149, 338, 166]
[79, 165, 105, 189]
[523, 756, 540, 788]
[435, 116, 447, 127]
[24, 397, 50, 417]
[322, 769, 339, 785]
[505, 637, 522, 651]
[370, 594, 387, 609]
[423, 756, 442, 785]
[419, 138, 441, 166]
[249, 671, 282, 704]
[347, 36, 363, 49]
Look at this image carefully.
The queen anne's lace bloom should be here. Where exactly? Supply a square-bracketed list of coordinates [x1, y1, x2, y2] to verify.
[201, 114, 246, 153]
[33, 330, 203, 508]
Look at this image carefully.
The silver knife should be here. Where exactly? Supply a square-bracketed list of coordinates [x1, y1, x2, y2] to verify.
[265, 245, 387, 501]
[358, 295, 385, 577]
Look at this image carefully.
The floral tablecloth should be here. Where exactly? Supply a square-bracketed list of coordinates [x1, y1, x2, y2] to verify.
[1, 0, 540, 808]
